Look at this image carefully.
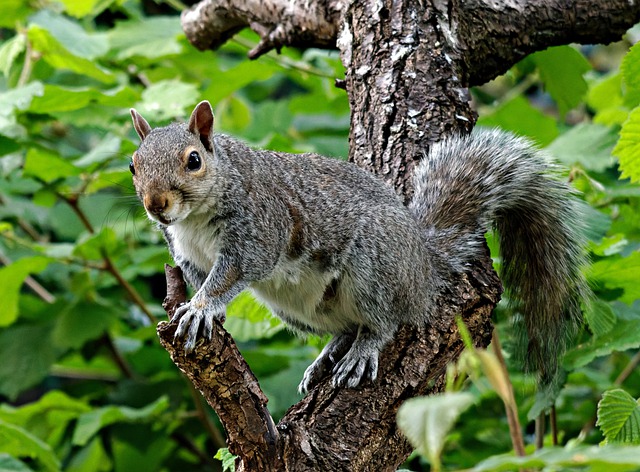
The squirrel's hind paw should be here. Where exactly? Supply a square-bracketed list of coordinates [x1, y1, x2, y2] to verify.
[331, 347, 379, 389]
[298, 332, 356, 394]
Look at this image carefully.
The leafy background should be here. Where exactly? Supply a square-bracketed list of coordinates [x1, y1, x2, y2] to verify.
[1, 1, 640, 471]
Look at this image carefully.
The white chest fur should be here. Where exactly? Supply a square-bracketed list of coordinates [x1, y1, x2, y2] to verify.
[167, 220, 223, 272]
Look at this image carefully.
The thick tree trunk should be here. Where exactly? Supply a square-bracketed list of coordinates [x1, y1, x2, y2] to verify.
[159, 0, 640, 470]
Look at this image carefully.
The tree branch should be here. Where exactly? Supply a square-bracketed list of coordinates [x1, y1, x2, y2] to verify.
[444, 0, 640, 86]
[158, 266, 278, 471]
[181, 0, 344, 58]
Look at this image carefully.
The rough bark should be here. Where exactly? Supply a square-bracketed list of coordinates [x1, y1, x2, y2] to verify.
[152, 0, 640, 470]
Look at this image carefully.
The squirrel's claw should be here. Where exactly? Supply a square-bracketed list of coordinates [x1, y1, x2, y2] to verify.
[331, 348, 378, 389]
[173, 300, 224, 353]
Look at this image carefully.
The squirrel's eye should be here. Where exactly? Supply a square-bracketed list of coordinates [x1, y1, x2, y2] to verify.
[187, 151, 201, 171]
[129, 161, 135, 175]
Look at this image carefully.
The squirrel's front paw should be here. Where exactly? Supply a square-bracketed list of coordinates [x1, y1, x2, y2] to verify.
[174, 298, 225, 352]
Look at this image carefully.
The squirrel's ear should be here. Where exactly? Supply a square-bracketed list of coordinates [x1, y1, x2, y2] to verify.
[188, 100, 215, 152]
[130, 108, 152, 141]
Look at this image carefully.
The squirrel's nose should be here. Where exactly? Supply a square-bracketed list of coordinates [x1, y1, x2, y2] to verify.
[144, 193, 169, 215]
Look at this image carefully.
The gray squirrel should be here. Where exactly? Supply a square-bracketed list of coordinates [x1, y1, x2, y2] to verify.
[129, 100, 587, 393]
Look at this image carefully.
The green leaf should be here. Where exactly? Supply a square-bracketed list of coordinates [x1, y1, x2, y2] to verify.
[476, 96, 558, 146]
[29, 10, 108, 60]
[23, 148, 81, 183]
[473, 445, 640, 471]
[0, 420, 60, 472]
[226, 291, 282, 341]
[0, 323, 59, 400]
[0, 390, 91, 447]
[584, 299, 617, 337]
[591, 252, 640, 304]
[29, 85, 138, 114]
[214, 448, 237, 472]
[564, 304, 640, 370]
[27, 26, 114, 84]
[547, 123, 618, 171]
[52, 302, 116, 349]
[0, 453, 33, 471]
[0, 82, 44, 113]
[0, 256, 52, 326]
[65, 437, 112, 472]
[108, 17, 182, 60]
[397, 392, 475, 470]
[0, 0, 33, 28]
[73, 227, 120, 260]
[135, 80, 199, 121]
[591, 234, 628, 257]
[72, 396, 170, 446]
[531, 46, 591, 117]
[621, 42, 640, 108]
[203, 60, 278, 104]
[58, 0, 116, 18]
[0, 34, 26, 78]
[597, 389, 640, 444]
[73, 134, 121, 169]
[613, 106, 640, 183]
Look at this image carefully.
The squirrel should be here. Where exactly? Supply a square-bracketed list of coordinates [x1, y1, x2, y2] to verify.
[129, 100, 587, 393]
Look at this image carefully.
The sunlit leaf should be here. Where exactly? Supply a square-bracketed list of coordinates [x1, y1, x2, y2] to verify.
[0, 257, 52, 327]
[108, 17, 183, 60]
[597, 389, 640, 444]
[0, 34, 26, 78]
[613, 107, 640, 183]
[29, 10, 108, 60]
[397, 392, 475, 470]
[621, 41, 640, 108]
[0, 420, 60, 471]
[531, 45, 591, 116]
[28, 26, 114, 83]
[135, 80, 199, 121]
[23, 148, 81, 183]
[591, 252, 640, 304]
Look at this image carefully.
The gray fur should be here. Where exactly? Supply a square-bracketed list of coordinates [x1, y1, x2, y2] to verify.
[130, 102, 586, 392]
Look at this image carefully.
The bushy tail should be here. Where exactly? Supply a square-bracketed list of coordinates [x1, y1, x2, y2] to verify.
[410, 128, 588, 387]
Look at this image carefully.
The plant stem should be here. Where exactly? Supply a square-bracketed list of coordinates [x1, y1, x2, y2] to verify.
[491, 330, 527, 457]
[550, 405, 558, 446]
[59, 192, 157, 323]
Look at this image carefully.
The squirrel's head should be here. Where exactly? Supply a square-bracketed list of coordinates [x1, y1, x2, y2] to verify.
[129, 100, 222, 226]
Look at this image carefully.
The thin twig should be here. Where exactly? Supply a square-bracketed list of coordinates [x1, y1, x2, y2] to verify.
[58, 192, 158, 323]
[102, 333, 137, 379]
[17, 33, 35, 87]
[614, 350, 640, 385]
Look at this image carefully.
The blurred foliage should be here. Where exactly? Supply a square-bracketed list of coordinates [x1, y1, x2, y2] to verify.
[0, 0, 640, 471]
